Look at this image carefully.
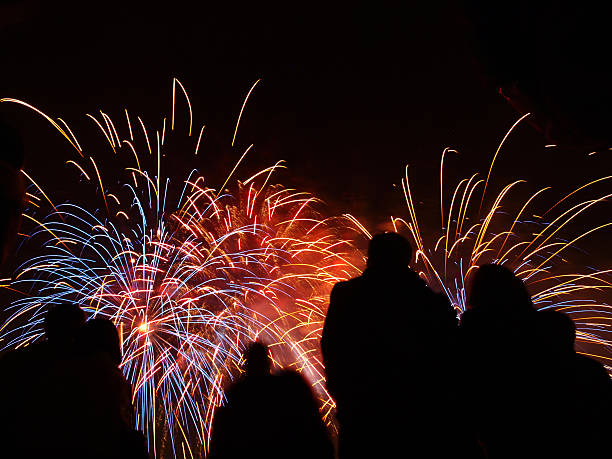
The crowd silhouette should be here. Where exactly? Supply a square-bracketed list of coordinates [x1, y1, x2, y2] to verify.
[208, 341, 334, 459]
[0, 305, 148, 458]
[1, 123, 611, 457]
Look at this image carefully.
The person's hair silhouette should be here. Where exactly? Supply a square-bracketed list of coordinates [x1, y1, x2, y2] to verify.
[537, 309, 576, 354]
[367, 232, 412, 268]
[468, 263, 533, 314]
[44, 303, 87, 345]
[80, 318, 123, 366]
[243, 340, 271, 378]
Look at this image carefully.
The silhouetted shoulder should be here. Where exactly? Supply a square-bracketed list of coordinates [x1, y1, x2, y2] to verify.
[0, 346, 26, 368]
[331, 276, 364, 293]
[0, 341, 49, 381]
[273, 370, 318, 416]
[431, 291, 458, 328]
[276, 368, 310, 387]
[325, 278, 363, 318]
[575, 354, 611, 383]
[275, 369, 318, 407]
[273, 370, 335, 459]
[329, 279, 349, 295]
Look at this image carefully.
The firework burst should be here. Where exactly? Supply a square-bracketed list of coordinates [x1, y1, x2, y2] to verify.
[4, 83, 612, 458]
[0, 80, 364, 458]
[391, 116, 612, 371]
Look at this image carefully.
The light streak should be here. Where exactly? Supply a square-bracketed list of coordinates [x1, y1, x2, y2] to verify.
[398, 117, 612, 375]
[0, 82, 365, 458]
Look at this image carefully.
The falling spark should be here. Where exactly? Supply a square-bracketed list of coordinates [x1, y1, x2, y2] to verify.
[397, 118, 612, 373]
[0, 82, 365, 458]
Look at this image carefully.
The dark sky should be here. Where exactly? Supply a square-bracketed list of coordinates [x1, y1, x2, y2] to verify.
[2, 0, 611, 243]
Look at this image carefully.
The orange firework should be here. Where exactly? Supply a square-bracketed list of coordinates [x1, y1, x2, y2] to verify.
[0, 80, 365, 458]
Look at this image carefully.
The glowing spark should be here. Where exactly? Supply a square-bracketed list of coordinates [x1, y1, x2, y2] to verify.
[231, 79, 261, 147]
[399, 118, 612, 378]
[0, 82, 364, 458]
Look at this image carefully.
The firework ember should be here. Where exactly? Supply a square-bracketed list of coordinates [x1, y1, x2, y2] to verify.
[0, 80, 364, 458]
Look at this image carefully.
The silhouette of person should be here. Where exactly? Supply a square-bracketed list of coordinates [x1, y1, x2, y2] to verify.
[0, 307, 147, 458]
[321, 232, 461, 459]
[460, 264, 540, 458]
[0, 121, 25, 267]
[79, 318, 123, 365]
[77, 318, 149, 459]
[535, 309, 612, 457]
[0, 304, 86, 457]
[209, 341, 334, 459]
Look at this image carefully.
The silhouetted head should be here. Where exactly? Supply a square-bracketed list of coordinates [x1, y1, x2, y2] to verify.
[537, 309, 576, 354]
[468, 264, 534, 315]
[80, 318, 123, 366]
[244, 341, 271, 378]
[0, 122, 25, 265]
[367, 232, 412, 269]
[43, 304, 87, 345]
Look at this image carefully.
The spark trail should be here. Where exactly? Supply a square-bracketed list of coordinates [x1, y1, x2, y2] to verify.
[0, 80, 364, 458]
[392, 117, 612, 371]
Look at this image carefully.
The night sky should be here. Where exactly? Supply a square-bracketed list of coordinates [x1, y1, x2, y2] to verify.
[2, 0, 612, 263]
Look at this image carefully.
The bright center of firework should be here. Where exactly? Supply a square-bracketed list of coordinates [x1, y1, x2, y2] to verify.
[0, 85, 367, 458]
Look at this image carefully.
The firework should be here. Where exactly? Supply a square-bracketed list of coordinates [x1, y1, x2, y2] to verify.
[4, 82, 612, 457]
[0, 80, 364, 458]
[391, 116, 612, 371]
